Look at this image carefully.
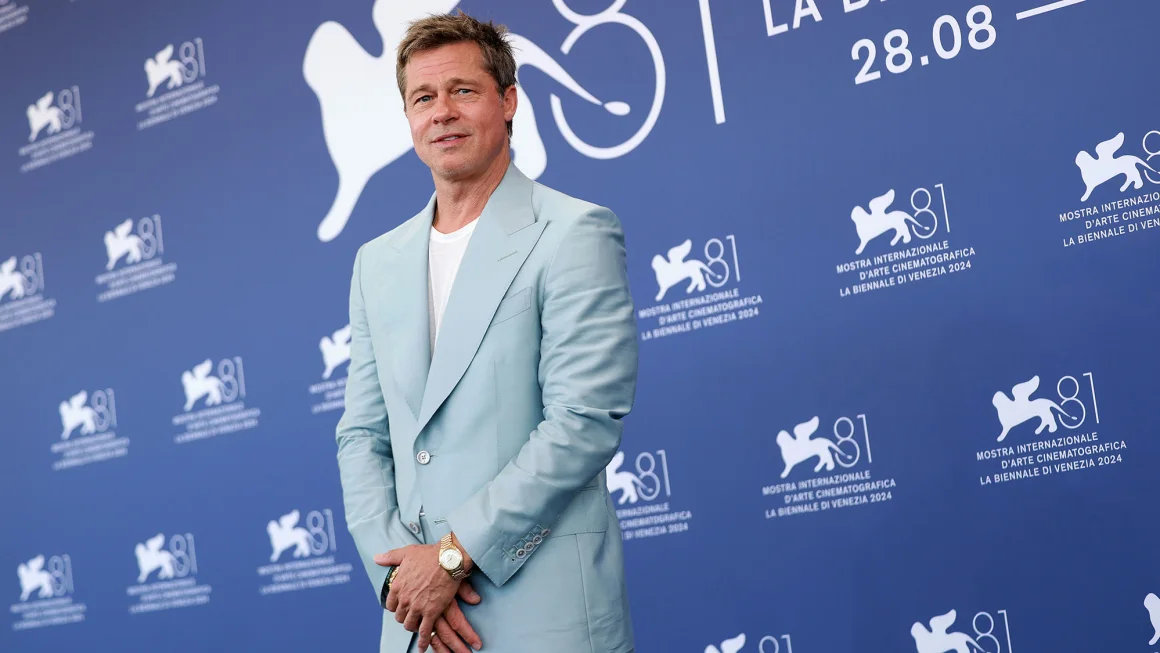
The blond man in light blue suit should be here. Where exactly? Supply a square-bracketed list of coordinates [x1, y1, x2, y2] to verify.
[334, 11, 638, 653]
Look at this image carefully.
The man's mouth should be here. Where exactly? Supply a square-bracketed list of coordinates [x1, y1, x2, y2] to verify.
[435, 134, 467, 143]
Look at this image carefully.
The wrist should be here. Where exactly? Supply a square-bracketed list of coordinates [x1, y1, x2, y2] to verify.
[439, 533, 473, 578]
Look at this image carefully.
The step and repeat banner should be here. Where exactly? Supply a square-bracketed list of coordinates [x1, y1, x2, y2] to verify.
[2, 0, 1157, 651]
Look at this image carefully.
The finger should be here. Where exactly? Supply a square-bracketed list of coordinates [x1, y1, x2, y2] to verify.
[445, 601, 482, 650]
[385, 577, 401, 612]
[396, 599, 413, 625]
[375, 549, 405, 567]
[456, 581, 481, 605]
[417, 614, 437, 652]
[435, 617, 472, 653]
[404, 607, 422, 632]
[431, 633, 452, 653]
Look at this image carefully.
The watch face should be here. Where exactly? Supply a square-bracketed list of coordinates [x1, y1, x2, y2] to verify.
[439, 548, 462, 569]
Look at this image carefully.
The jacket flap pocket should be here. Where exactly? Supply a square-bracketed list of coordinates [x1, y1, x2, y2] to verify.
[492, 286, 531, 325]
[546, 486, 609, 538]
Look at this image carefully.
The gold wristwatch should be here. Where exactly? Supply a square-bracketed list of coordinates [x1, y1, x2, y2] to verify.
[438, 533, 469, 581]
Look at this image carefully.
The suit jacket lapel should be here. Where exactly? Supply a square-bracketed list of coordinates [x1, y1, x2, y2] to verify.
[382, 194, 434, 420]
[416, 161, 545, 432]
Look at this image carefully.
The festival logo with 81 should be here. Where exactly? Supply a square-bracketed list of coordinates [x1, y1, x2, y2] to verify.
[606, 448, 693, 541]
[762, 412, 897, 520]
[636, 232, 763, 342]
[975, 369, 1127, 488]
[0, 251, 56, 333]
[836, 181, 976, 299]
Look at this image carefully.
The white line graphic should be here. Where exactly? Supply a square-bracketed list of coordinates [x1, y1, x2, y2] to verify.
[698, 0, 725, 124]
[1016, 0, 1085, 20]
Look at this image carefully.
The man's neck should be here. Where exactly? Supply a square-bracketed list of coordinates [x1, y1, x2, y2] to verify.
[432, 151, 510, 234]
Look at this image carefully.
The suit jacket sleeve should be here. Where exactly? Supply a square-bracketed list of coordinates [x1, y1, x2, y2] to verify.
[447, 206, 639, 587]
[335, 243, 416, 605]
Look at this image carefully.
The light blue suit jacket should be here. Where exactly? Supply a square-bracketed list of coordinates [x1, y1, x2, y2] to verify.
[335, 161, 639, 652]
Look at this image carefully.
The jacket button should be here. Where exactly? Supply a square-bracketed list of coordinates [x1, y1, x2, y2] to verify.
[416, 451, 431, 465]
[532, 535, 542, 545]
[409, 522, 420, 535]
[516, 549, 526, 558]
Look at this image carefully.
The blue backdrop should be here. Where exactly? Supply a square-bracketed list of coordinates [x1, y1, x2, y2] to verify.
[3, 0, 1158, 651]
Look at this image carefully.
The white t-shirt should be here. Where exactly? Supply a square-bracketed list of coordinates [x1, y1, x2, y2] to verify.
[428, 217, 478, 352]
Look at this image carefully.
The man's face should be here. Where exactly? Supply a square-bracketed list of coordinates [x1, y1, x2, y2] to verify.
[404, 41, 516, 181]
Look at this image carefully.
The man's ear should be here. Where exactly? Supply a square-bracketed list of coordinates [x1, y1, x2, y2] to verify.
[502, 84, 518, 123]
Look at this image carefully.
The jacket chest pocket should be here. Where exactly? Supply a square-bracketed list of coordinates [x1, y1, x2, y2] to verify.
[491, 286, 532, 326]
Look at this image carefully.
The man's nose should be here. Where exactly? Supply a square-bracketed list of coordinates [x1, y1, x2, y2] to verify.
[432, 94, 457, 123]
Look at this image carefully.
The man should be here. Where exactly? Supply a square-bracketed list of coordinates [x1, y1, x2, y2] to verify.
[333, 11, 639, 653]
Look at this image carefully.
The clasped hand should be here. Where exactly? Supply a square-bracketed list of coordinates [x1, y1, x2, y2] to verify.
[376, 544, 482, 653]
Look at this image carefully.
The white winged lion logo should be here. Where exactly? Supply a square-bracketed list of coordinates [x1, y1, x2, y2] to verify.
[911, 610, 986, 653]
[650, 239, 725, 302]
[991, 375, 1075, 443]
[1075, 132, 1159, 202]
